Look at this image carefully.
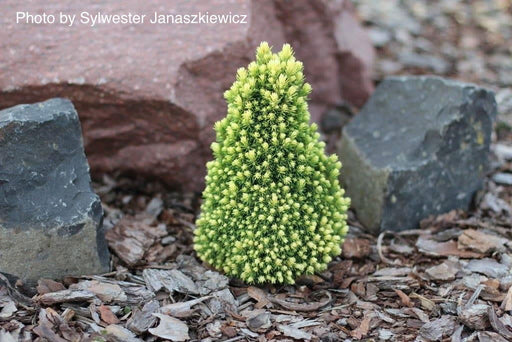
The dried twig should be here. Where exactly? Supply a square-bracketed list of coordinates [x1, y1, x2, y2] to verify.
[377, 231, 402, 265]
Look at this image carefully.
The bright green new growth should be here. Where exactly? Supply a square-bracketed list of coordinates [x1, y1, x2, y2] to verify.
[194, 42, 350, 284]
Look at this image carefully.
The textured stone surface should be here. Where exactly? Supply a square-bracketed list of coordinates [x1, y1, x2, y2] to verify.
[0, 0, 374, 191]
[0, 98, 110, 281]
[339, 76, 497, 232]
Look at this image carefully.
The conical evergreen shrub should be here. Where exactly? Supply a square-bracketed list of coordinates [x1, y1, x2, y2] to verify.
[194, 42, 350, 284]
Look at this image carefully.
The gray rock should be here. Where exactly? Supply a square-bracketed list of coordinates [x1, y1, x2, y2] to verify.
[339, 76, 496, 232]
[398, 52, 450, 73]
[0, 98, 110, 281]
[321, 104, 353, 133]
[367, 27, 391, 47]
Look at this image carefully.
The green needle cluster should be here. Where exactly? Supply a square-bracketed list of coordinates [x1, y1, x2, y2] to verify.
[194, 42, 350, 284]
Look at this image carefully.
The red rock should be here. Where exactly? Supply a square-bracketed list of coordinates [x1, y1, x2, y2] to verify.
[0, 0, 374, 191]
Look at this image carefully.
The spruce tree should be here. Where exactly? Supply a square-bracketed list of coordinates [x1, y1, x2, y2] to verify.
[194, 42, 350, 284]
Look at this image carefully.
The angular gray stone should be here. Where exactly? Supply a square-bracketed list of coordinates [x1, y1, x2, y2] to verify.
[0, 98, 110, 281]
[339, 76, 497, 233]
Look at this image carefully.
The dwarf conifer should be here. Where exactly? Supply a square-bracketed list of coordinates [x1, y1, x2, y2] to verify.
[194, 42, 350, 284]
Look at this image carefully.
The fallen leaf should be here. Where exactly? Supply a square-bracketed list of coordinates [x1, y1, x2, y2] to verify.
[99, 305, 120, 325]
[247, 286, 270, 309]
[220, 325, 237, 338]
[394, 289, 413, 308]
[149, 313, 189, 341]
[350, 311, 374, 340]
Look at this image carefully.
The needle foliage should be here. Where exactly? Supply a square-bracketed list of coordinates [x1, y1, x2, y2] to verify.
[194, 42, 350, 284]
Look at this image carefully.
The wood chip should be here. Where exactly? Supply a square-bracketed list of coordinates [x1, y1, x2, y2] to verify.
[278, 324, 313, 341]
[127, 300, 160, 334]
[0, 330, 16, 342]
[37, 289, 96, 305]
[416, 236, 483, 258]
[36, 279, 66, 295]
[0, 301, 16, 319]
[473, 331, 508, 342]
[425, 260, 460, 281]
[149, 313, 189, 341]
[502, 285, 512, 311]
[160, 296, 210, 317]
[33, 309, 67, 342]
[373, 267, 412, 277]
[458, 304, 489, 330]
[342, 238, 372, 259]
[465, 258, 509, 279]
[143, 268, 199, 295]
[246, 311, 271, 331]
[458, 229, 507, 254]
[105, 216, 166, 266]
[71, 280, 128, 303]
[481, 193, 512, 214]
[409, 308, 430, 323]
[419, 315, 456, 341]
[409, 293, 436, 311]
[488, 306, 512, 339]
[105, 324, 143, 342]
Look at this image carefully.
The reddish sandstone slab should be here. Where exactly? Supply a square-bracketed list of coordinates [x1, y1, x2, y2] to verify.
[0, 0, 373, 191]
